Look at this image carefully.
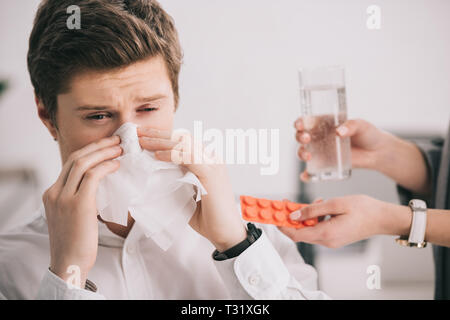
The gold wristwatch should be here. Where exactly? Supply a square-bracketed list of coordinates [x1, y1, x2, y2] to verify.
[395, 199, 427, 248]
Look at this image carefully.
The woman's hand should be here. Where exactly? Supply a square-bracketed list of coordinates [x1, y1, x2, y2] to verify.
[278, 195, 412, 248]
[295, 118, 394, 181]
[295, 116, 431, 196]
[137, 127, 247, 252]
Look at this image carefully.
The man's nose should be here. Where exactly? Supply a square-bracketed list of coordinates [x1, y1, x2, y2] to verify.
[113, 112, 148, 138]
[107, 112, 137, 138]
[117, 112, 135, 126]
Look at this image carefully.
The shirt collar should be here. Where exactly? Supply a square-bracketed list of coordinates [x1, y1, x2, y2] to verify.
[98, 216, 150, 248]
[97, 220, 126, 248]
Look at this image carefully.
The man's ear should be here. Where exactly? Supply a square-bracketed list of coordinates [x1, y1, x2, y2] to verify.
[35, 94, 58, 141]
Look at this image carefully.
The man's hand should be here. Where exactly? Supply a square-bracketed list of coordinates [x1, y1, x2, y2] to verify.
[138, 127, 247, 252]
[43, 135, 122, 287]
[278, 195, 412, 248]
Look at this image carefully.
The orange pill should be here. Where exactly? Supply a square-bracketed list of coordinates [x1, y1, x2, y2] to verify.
[243, 196, 256, 206]
[240, 195, 311, 229]
[257, 199, 270, 208]
[286, 202, 303, 212]
[294, 223, 305, 229]
[274, 211, 286, 222]
[244, 207, 258, 218]
[259, 209, 272, 220]
[272, 200, 284, 211]
[303, 218, 317, 226]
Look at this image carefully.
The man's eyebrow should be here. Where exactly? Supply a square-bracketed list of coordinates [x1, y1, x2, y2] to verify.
[75, 94, 168, 111]
[135, 94, 168, 103]
[75, 105, 113, 111]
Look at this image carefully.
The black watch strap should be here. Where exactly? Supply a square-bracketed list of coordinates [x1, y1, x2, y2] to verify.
[212, 223, 262, 261]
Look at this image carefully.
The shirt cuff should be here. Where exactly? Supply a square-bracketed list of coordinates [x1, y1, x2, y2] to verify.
[213, 230, 291, 299]
[35, 268, 106, 300]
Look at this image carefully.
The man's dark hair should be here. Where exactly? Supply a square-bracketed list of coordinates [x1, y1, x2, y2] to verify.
[27, 0, 183, 127]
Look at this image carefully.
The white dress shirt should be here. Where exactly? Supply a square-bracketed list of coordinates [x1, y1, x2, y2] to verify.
[0, 204, 331, 300]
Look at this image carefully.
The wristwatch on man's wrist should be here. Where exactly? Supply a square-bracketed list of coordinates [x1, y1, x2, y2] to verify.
[213, 223, 262, 261]
[395, 199, 427, 248]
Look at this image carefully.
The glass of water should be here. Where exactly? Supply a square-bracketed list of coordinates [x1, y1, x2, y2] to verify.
[298, 66, 352, 181]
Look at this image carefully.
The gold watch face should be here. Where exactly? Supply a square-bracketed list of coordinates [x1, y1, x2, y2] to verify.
[395, 237, 427, 248]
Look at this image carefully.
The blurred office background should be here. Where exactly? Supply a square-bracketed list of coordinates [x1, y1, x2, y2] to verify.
[1, 0, 449, 299]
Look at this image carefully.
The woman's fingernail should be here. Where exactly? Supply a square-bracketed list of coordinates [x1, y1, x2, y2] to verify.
[337, 125, 348, 136]
[290, 210, 302, 220]
[301, 133, 310, 142]
[302, 151, 311, 161]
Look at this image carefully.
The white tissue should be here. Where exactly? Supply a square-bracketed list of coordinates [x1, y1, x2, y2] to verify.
[96, 122, 207, 251]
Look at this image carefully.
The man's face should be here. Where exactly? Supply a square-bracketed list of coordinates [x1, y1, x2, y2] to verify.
[55, 55, 175, 163]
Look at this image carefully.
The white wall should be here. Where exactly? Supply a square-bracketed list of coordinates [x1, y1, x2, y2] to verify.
[0, 0, 448, 300]
[1, 0, 449, 199]
[0, 0, 57, 199]
[163, 0, 450, 196]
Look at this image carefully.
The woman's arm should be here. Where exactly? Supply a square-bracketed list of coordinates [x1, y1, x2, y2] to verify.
[375, 133, 431, 197]
[279, 195, 450, 249]
[382, 202, 450, 247]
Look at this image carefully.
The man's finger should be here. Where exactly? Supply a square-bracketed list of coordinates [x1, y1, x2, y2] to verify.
[52, 135, 120, 193]
[139, 137, 178, 151]
[62, 145, 122, 195]
[77, 160, 120, 198]
[155, 150, 193, 165]
[137, 127, 172, 140]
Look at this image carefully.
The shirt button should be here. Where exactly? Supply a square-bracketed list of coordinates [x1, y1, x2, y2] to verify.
[126, 245, 135, 254]
[248, 274, 261, 286]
